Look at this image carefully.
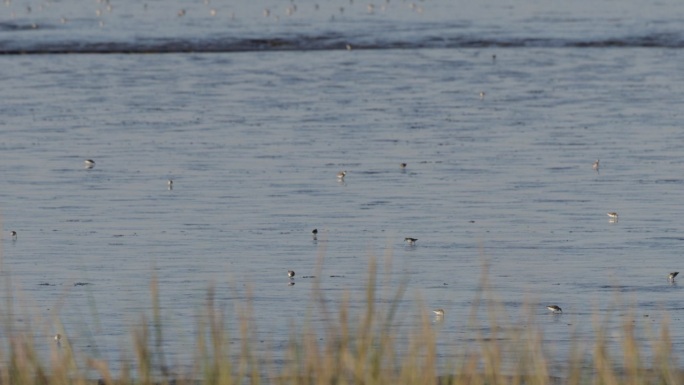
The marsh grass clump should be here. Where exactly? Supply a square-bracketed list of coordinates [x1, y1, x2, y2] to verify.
[0, 256, 681, 385]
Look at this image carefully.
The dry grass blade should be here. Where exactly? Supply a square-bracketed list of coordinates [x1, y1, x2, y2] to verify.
[0, 252, 678, 385]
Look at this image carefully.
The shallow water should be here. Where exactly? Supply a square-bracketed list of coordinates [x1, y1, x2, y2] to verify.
[2, 0, 684, 377]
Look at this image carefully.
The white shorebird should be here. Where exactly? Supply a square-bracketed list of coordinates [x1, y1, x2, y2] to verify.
[168, 179, 173, 190]
[288, 270, 295, 278]
[607, 212, 618, 221]
[84, 159, 95, 169]
[404, 237, 418, 246]
[479, 91, 486, 100]
[433, 308, 445, 317]
[546, 305, 562, 313]
[593, 160, 600, 170]
[337, 171, 347, 180]
[10, 231, 17, 240]
[669, 272, 679, 281]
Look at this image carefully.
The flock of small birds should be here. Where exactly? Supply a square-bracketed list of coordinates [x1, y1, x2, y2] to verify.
[307, 165, 437, 318]
[2, 0, 431, 31]
[6, 159, 676, 321]
[289, 165, 414, 286]
[542, 161, 679, 316]
[1, 144, 674, 345]
[412, 161, 661, 318]
[67, 159, 674, 319]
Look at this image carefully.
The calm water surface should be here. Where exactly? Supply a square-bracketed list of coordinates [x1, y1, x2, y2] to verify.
[1, 0, 684, 376]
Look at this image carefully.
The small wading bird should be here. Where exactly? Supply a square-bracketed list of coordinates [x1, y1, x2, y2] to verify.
[593, 159, 600, 170]
[84, 159, 95, 169]
[404, 237, 418, 246]
[669, 272, 679, 281]
[168, 179, 173, 190]
[10, 231, 17, 240]
[547, 305, 562, 313]
[288, 270, 295, 278]
[433, 308, 445, 317]
[337, 171, 347, 180]
[607, 212, 618, 220]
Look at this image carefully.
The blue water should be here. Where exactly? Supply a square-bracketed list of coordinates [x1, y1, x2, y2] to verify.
[1, 0, 684, 52]
[1, 0, 684, 377]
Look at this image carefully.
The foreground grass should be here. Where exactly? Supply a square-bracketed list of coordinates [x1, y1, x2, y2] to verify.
[0, 258, 682, 385]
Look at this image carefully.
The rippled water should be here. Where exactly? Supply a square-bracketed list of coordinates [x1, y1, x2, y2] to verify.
[2, 0, 684, 52]
[1, 0, 684, 377]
